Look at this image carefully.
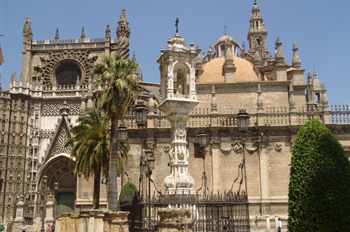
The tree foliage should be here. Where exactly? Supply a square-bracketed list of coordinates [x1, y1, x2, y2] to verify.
[288, 119, 350, 231]
[91, 53, 140, 209]
[117, 182, 139, 211]
[91, 53, 140, 119]
[65, 109, 110, 209]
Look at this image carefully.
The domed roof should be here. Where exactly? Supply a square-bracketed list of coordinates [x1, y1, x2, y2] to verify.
[166, 33, 190, 52]
[217, 34, 234, 44]
[199, 57, 258, 83]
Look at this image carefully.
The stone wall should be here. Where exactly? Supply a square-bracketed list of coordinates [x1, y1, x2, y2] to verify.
[60, 210, 129, 232]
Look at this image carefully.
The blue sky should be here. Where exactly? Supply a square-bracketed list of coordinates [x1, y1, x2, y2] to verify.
[1, 0, 349, 106]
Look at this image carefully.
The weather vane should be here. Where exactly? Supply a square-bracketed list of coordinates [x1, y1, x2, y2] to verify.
[175, 17, 179, 33]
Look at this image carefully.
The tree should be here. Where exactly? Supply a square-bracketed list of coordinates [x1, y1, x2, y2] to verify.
[91, 53, 140, 210]
[65, 109, 110, 209]
[288, 119, 350, 231]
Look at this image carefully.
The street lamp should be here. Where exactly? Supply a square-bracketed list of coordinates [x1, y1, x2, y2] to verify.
[197, 130, 208, 196]
[134, 101, 148, 129]
[133, 101, 148, 201]
[117, 124, 128, 189]
[237, 109, 250, 131]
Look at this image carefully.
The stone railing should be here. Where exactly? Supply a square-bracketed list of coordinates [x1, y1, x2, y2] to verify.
[31, 38, 119, 51]
[330, 104, 350, 124]
[122, 104, 350, 130]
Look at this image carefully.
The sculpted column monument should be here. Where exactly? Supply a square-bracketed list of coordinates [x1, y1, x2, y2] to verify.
[157, 25, 198, 195]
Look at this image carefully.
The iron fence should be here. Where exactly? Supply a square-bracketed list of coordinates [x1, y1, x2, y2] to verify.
[120, 191, 250, 232]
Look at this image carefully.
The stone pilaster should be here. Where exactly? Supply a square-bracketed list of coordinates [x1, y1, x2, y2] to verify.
[13, 195, 25, 232]
[44, 195, 55, 230]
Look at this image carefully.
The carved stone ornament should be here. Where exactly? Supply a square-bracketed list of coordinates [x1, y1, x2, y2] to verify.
[210, 140, 221, 146]
[275, 143, 283, 152]
[232, 141, 244, 153]
[34, 50, 98, 87]
[146, 141, 155, 150]
[42, 103, 81, 116]
[163, 145, 171, 153]
[176, 128, 186, 141]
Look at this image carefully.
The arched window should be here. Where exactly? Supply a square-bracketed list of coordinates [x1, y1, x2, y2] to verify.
[55, 60, 82, 86]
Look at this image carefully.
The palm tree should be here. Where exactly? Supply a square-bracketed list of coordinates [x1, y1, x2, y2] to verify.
[65, 109, 110, 209]
[91, 53, 140, 210]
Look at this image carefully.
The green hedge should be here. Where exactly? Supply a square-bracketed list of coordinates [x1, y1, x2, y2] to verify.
[117, 182, 138, 211]
[288, 119, 350, 231]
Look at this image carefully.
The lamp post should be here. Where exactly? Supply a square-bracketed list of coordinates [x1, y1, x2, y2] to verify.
[144, 148, 155, 230]
[236, 109, 251, 230]
[117, 124, 128, 189]
[197, 130, 208, 196]
[133, 101, 148, 201]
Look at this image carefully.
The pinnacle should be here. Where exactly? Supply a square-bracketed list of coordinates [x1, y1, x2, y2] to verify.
[276, 36, 282, 44]
[119, 9, 128, 24]
[293, 41, 297, 50]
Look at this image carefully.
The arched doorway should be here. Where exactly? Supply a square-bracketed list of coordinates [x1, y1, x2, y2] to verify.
[37, 154, 76, 220]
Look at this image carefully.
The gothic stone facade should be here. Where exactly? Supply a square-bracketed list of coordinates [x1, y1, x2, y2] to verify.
[0, 2, 350, 227]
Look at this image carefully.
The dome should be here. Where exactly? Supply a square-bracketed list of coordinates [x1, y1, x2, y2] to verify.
[166, 33, 189, 52]
[217, 35, 234, 44]
[199, 57, 258, 83]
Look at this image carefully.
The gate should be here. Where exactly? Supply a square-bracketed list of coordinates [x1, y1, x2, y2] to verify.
[120, 191, 250, 232]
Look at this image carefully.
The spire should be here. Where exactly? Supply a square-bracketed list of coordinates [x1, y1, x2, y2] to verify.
[23, 17, 33, 42]
[105, 24, 111, 41]
[55, 28, 59, 42]
[275, 36, 286, 64]
[81, 26, 85, 40]
[116, 9, 130, 43]
[292, 42, 301, 68]
[312, 70, 321, 90]
[247, 0, 267, 52]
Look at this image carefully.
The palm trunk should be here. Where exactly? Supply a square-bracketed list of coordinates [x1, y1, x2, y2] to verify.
[93, 164, 101, 209]
[109, 115, 119, 210]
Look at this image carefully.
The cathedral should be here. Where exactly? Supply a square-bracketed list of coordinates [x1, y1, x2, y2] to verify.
[0, 1, 349, 230]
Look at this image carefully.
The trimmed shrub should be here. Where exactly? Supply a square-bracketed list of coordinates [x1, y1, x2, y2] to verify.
[288, 119, 350, 231]
[117, 182, 139, 211]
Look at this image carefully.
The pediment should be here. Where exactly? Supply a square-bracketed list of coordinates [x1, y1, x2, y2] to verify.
[43, 116, 72, 164]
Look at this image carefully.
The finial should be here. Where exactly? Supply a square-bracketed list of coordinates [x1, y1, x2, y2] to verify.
[223, 25, 227, 35]
[254, 0, 257, 5]
[105, 24, 111, 39]
[0, 73, 2, 91]
[81, 26, 85, 40]
[133, 52, 136, 60]
[55, 28, 59, 41]
[175, 17, 179, 33]
[292, 41, 301, 68]
[275, 36, 285, 63]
